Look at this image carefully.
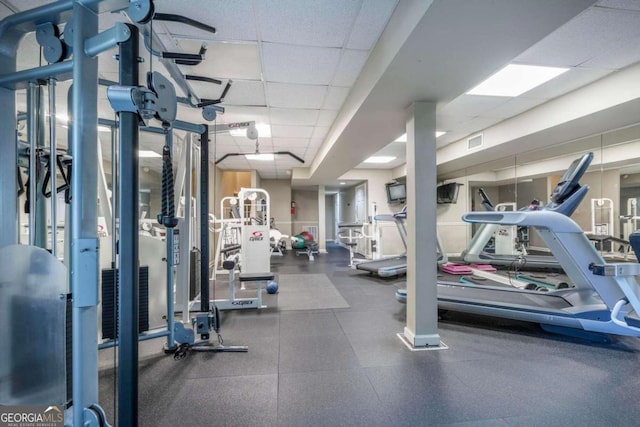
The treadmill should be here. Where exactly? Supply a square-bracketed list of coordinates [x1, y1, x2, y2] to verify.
[355, 207, 408, 277]
[356, 207, 447, 278]
[437, 152, 640, 337]
[462, 189, 563, 270]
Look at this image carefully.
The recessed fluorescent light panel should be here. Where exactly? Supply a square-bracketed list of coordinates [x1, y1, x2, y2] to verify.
[229, 123, 272, 138]
[139, 150, 161, 158]
[364, 156, 396, 164]
[466, 64, 569, 97]
[245, 153, 274, 161]
[396, 131, 446, 142]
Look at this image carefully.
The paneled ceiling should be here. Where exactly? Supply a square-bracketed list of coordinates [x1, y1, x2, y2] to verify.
[5, 0, 640, 184]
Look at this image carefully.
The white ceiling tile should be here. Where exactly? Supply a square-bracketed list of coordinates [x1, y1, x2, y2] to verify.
[332, 49, 370, 87]
[316, 110, 338, 127]
[272, 125, 314, 138]
[312, 126, 330, 139]
[211, 144, 239, 155]
[219, 106, 270, 124]
[276, 157, 305, 168]
[154, 0, 257, 41]
[234, 139, 259, 151]
[221, 80, 266, 107]
[582, 35, 640, 69]
[479, 97, 544, 120]
[177, 40, 262, 80]
[273, 137, 311, 148]
[256, 0, 360, 47]
[186, 79, 231, 102]
[515, 8, 640, 67]
[16, 32, 40, 71]
[99, 9, 128, 31]
[322, 86, 349, 110]
[7, 0, 48, 11]
[438, 95, 509, 118]
[304, 150, 318, 162]
[347, 0, 398, 50]
[176, 107, 206, 124]
[455, 116, 503, 136]
[270, 108, 319, 126]
[209, 133, 236, 145]
[266, 83, 327, 109]
[309, 138, 325, 148]
[523, 67, 613, 99]
[262, 43, 341, 85]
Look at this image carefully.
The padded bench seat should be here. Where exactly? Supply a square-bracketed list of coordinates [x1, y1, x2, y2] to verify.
[239, 272, 275, 282]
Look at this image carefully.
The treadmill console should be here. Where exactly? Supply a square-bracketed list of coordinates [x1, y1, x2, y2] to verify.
[477, 188, 494, 211]
[544, 152, 593, 216]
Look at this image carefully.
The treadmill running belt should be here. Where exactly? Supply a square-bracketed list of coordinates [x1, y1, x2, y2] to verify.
[355, 256, 406, 275]
[438, 282, 573, 310]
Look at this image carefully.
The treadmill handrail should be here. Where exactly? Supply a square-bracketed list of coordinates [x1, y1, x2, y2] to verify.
[462, 211, 584, 233]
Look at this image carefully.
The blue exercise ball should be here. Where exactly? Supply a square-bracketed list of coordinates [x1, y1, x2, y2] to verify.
[266, 281, 279, 294]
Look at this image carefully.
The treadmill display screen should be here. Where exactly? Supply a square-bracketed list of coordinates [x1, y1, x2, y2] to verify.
[549, 152, 593, 204]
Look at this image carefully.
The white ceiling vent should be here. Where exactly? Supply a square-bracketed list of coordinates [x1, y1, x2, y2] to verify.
[467, 133, 483, 150]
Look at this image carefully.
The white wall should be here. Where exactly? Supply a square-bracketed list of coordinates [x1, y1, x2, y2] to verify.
[292, 188, 319, 238]
[261, 179, 292, 237]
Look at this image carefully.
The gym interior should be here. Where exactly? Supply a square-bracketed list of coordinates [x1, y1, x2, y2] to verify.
[2, 1, 640, 426]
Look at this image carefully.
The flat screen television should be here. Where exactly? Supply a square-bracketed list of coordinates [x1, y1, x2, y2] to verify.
[385, 182, 406, 204]
[437, 182, 461, 204]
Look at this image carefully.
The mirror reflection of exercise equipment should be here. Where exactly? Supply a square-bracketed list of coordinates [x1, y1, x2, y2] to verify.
[337, 223, 364, 267]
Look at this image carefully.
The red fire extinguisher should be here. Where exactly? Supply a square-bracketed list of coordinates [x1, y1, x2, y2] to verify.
[291, 201, 296, 215]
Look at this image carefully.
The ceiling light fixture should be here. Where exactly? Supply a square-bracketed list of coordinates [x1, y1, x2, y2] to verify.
[229, 123, 271, 138]
[245, 153, 275, 161]
[466, 63, 569, 97]
[396, 131, 447, 142]
[364, 156, 396, 164]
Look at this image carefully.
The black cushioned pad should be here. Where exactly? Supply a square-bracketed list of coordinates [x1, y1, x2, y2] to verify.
[239, 272, 275, 282]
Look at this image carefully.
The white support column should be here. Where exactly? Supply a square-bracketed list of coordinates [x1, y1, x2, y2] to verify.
[403, 101, 441, 347]
[318, 185, 326, 252]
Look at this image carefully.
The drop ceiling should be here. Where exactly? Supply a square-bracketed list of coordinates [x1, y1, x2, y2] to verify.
[5, 0, 640, 185]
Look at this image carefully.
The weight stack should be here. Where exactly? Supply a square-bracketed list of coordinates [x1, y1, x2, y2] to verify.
[101, 266, 150, 340]
[189, 248, 201, 301]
